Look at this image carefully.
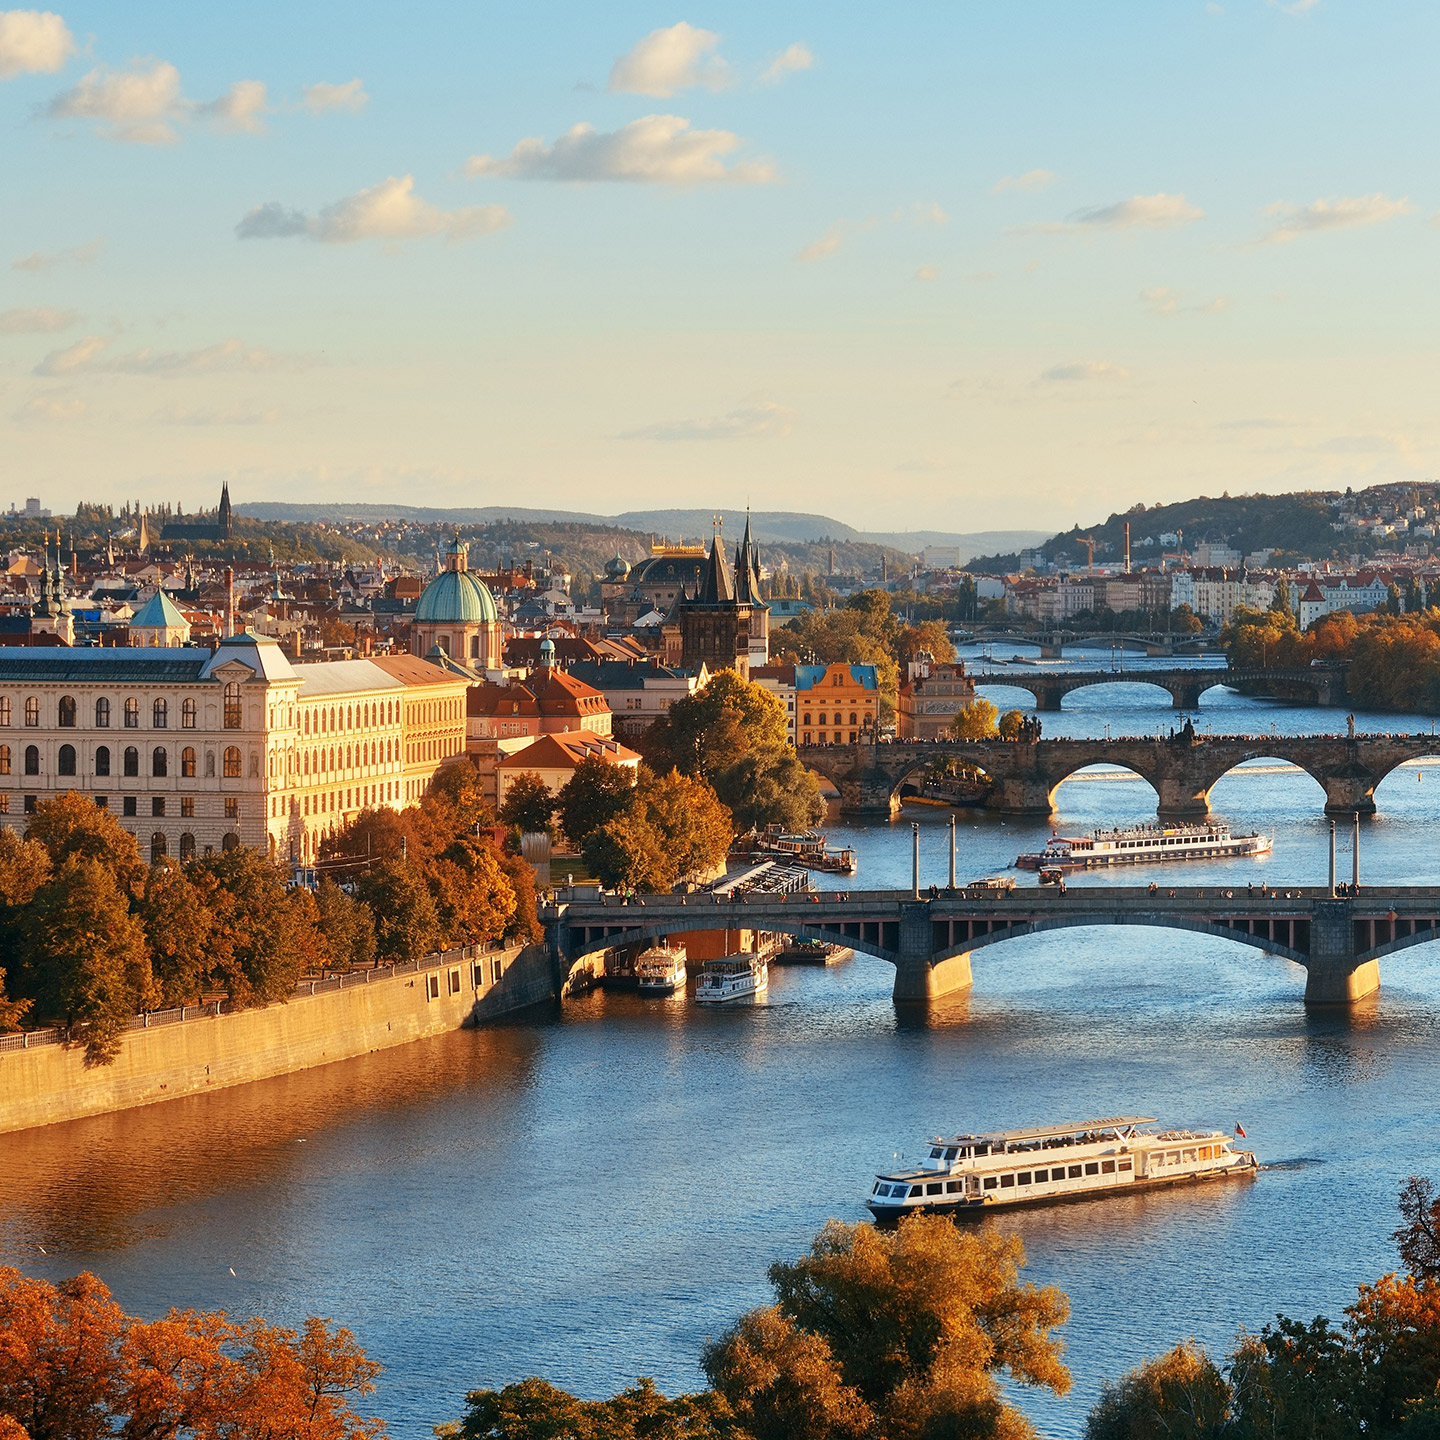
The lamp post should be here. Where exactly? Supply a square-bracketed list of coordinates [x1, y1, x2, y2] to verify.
[1329, 821, 1336, 898]
[1352, 811, 1360, 892]
[912, 823, 920, 900]
[948, 812, 957, 890]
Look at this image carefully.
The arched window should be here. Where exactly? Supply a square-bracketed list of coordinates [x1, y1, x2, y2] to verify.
[95, 698, 110, 728]
[223, 746, 242, 778]
[849, 712, 857, 726]
[180, 746, 196, 778]
[152, 747, 168, 778]
[23, 745, 39, 775]
[181, 698, 196, 729]
[58, 696, 76, 728]
[124, 697, 139, 728]
[95, 746, 110, 777]
[153, 698, 168, 729]
[179, 832, 196, 862]
[123, 746, 139, 777]
[222, 832, 240, 852]
[24, 697, 39, 727]
[0, 698, 9, 727]
[151, 833, 167, 864]
[57, 744, 76, 776]
[803, 713, 812, 726]
[223, 683, 242, 730]
[0, 745, 10, 775]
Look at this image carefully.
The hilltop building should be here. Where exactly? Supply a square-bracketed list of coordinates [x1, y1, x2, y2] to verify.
[161, 483, 234, 544]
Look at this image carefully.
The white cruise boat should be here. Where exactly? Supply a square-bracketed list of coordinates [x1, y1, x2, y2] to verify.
[635, 942, 687, 995]
[866, 1116, 1256, 1221]
[694, 954, 768, 1004]
[1016, 822, 1271, 871]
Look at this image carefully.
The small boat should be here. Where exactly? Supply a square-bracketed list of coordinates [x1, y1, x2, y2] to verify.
[1016, 821, 1271, 871]
[774, 938, 846, 965]
[635, 942, 687, 996]
[867, 1116, 1256, 1222]
[694, 953, 768, 1004]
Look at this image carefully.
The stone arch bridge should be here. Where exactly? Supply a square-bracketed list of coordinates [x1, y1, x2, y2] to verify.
[546, 885, 1440, 1008]
[973, 666, 1345, 712]
[801, 732, 1440, 819]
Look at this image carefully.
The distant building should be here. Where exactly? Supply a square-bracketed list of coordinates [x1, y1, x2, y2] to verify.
[750, 663, 798, 744]
[495, 732, 640, 806]
[675, 530, 756, 679]
[409, 533, 503, 669]
[161, 482, 233, 544]
[128, 590, 191, 647]
[468, 640, 612, 740]
[795, 663, 880, 746]
[897, 660, 977, 741]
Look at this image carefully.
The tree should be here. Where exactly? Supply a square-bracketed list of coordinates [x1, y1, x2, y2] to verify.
[314, 878, 377, 973]
[998, 708, 1027, 740]
[495, 850, 543, 944]
[26, 793, 146, 895]
[1086, 1342, 1230, 1440]
[1270, 575, 1294, 622]
[320, 807, 419, 870]
[22, 856, 154, 1063]
[583, 811, 676, 894]
[950, 698, 999, 741]
[498, 774, 556, 838]
[439, 1377, 737, 1440]
[704, 1216, 1069, 1440]
[638, 769, 732, 883]
[556, 757, 637, 851]
[357, 858, 440, 963]
[1394, 1175, 1440, 1283]
[137, 861, 215, 1006]
[720, 748, 826, 834]
[428, 837, 517, 946]
[897, 620, 958, 669]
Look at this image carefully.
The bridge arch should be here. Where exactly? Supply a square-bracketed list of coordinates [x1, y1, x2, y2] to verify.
[1203, 753, 1330, 811]
[1371, 751, 1440, 794]
[562, 915, 905, 968]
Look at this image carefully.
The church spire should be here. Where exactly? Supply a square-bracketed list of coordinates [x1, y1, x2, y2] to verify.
[698, 525, 734, 604]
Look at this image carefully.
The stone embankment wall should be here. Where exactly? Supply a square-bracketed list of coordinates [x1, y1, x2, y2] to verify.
[0, 941, 557, 1136]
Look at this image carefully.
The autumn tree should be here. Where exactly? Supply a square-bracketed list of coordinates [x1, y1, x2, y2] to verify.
[440, 1377, 737, 1440]
[998, 708, 1027, 740]
[897, 619, 958, 669]
[495, 849, 544, 945]
[581, 768, 732, 894]
[26, 792, 146, 895]
[427, 837, 517, 946]
[314, 878, 377, 973]
[950, 698, 1000, 741]
[1086, 1342, 1230, 1440]
[498, 773, 556, 838]
[584, 811, 676, 894]
[1394, 1175, 1440, 1283]
[0, 830, 49, 1032]
[703, 1216, 1069, 1440]
[358, 857, 440, 962]
[137, 861, 215, 1006]
[555, 756, 637, 850]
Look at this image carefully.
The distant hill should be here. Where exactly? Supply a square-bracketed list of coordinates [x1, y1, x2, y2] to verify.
[237, 503, 1047, 562]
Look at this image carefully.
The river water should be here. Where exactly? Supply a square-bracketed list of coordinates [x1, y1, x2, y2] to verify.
[5, 649, 1440, 1437]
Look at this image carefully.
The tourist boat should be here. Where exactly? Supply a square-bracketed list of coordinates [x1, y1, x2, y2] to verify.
[736, 826, 858, 875]
[635, 942, 687, 996]
[1015, 821, 1271, 871]
[866, 1116, 1257, 1221]
[694, 953, 769, 1004]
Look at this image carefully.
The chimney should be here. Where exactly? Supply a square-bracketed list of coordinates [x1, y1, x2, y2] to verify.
[1124, 522, 1131, 575]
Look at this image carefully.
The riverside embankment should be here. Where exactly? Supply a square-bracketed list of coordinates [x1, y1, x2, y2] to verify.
[0, 939, 568, 1135]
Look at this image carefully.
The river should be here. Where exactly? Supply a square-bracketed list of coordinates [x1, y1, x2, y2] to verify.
[4, 651, 1440, 1437]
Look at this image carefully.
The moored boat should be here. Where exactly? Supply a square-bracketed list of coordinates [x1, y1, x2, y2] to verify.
[867, 1116, 1256, 1221]
[1016, 821, 1271, 871]
[635, 942, 687, 996]
[694, 953, 768, 1004]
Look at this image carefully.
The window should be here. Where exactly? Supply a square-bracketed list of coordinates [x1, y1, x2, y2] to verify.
[181, 746, 196, 778]
[181, 698, 196, 729]
[1085, 1162, 1099, 1176]
[123, 746, 139, 777]
[57, 744, 76, 777]
[179, 833, 196, 861]
[224, 797, 239, 819]
[945, 1179, 962, 1193]
[152, 797, 166, 817]
[223, 746, 241, 778]
[1101, 1160, 1116, 1174]
[1000, 1174, 1015, 1188]
[95, 746, 110, 777]
[1119, 1159, 1133, 1172]
[0, 698, 9, 727]
[24, 697, 38, 727]
[151, 833, 167, 863]
[0, 746, 8, 775]
[94, 796, 106, 809]
[983, 1176, 998, 1190]
[180, 796, 194, 818]
[152, 747, 167, 778]
[223, 682, 242, 729]
[1018, 1172, 1033, 1185]
[448, 968, 461, 996]
[153, 699, 168, 728]
[95, 698, 110, 728]
[124, 698, 139, 728]
[58, 696, 76, 728]
[1068, 1165, 1083, 1179]
[425, 973, 440, 1001]
[123, 796, 137, 817]
[23, 795, 35, 814]
[222, 832, 240, 852]
[23, 745, 39, 775]
[1033, 1170, 1048, 1184]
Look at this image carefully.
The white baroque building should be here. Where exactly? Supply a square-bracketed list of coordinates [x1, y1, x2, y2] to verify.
[0, 634, 469, 866]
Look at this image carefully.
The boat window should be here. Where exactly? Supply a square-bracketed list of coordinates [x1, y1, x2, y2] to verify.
[944, 1147, 958, 1161]
[1119, 1159, 1132, 1171]
[1068, 1165, 1083, 1179]
[983, 1176, 997, 1190]
[1017, 1172, 1032, 1185]
[1000, 1174, 1015, 1189]
[874, 1183, 887, 1195]
[926, 1182, 943, 1195]
[1168, 1151, 1181, 1164]
[945, 1180, 962, 1193]
[1199, 1146, 1212, 1161]
[908, 1186, 924, 1199]
[1183, 1149, 1196, 1163]
[1032, 1169, 1047, 1183]
[929, 1148, 944, 1159]
[1102, 1160, 1116, 1174]
[1085, 1162, 1099, 1176]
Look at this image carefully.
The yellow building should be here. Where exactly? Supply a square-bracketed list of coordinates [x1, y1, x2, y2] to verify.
[796, 663, 880, 746]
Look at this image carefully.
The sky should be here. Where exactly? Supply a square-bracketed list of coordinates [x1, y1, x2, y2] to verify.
[2, 2, 1440, 534]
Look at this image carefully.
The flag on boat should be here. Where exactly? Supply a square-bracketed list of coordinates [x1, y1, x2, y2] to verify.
[1235, 1123, 1247, 1138]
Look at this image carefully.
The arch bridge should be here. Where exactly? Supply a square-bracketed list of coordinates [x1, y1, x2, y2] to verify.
[801, 732, 1440, 819]
[546, 885, 1440, 1008]
[973, 666, 1344, 712]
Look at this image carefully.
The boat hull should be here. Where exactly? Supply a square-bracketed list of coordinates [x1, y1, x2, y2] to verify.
[1016, 838, 1271, 871]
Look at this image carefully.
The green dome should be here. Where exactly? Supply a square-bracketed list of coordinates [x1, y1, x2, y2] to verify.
[415, 569, 498, 625]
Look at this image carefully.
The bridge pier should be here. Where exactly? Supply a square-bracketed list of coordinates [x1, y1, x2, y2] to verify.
[1303, 898, 1380, 1004]
[1170, 682, 1205, 710]
[892, 900, 973, 1003]
[1154, 774, 1212, 819]
[1322, 772, 1378, 817]
[839, 767, 903, 819]
[1031, 682, 1067, 712]
[1038, 637, 1064, 659]
[982, 776, 1058, 816]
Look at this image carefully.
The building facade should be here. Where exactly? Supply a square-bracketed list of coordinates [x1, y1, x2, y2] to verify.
[897, 661, 977, 741]
[795, 663, 880, 746]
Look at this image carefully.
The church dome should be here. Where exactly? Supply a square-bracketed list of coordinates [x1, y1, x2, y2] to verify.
[604, 552, 631, 580]
[414, 569, 498, 625]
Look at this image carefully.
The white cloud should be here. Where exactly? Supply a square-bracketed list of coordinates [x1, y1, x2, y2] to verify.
[1260, 193, 1412, 244]
[15, 392, 84, 422]
[609, 22, 728, 97]
[34, 334, 314, 377]
[303, 78, 367, 113]
[1275, 0, 1319, 12]
[155, 403, 281, 426]
[1040, 360, 1131, 382]
[464, 115, 776, 185]
[796, 223, 844, 262]
[201, 79, 267, 133]
[1141, 285, 1179, 315]
[760, 42, 813, 85]
[992, 169, 1056, 193]
[0, 9, 72, 77]
[46, 60, 185, 143]
[0, 305, 76, 332]
[622, 399, 796, 441]
[1061, 192, 1203, 230]
[237, 175, 512, 245]
[912, 201, 947, 225]
[914, 265, 939, 282]
[11, 237, 100, 272]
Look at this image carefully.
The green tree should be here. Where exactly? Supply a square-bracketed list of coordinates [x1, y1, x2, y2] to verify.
[357, 858, 440, 963]
[1086, 1342, 1230, 1440]
[137, 861, 215, 1006]
[1270, 575, 1294, 622]
[998, 708, 1027, 740]
[716, 748, 824, 834]
[555, 757, 637, 851]
[583, 811, 675, 893]
[950, 698, 999, 740]
[313, 878, 377, 973]
[1394, 1176, 1440, 1283]
[23, 857, 153, 1063]
[498, 774, 556, 838]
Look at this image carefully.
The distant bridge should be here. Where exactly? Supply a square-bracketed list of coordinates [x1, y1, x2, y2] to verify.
[800, 731, 1440, 818]
[547, 885, 1440, 1007]
[971, 666, 1346, 711]
[963, 629, 1215, 659]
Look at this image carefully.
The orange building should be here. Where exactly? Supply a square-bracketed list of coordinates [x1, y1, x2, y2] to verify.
[796, 663, 880, 746]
